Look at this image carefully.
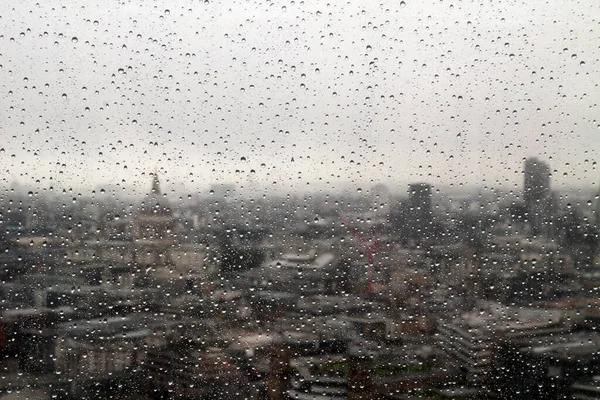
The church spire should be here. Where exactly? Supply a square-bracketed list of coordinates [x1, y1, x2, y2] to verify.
[151, 170, 161, 195]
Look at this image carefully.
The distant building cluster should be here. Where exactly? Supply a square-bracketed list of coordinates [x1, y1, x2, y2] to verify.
[0, 158, 598, 399]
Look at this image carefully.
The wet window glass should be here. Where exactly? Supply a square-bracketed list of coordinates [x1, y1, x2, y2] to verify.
[0, 0, 599, 399]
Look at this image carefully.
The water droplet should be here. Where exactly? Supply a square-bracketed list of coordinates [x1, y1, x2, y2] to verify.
[571, 54, 577, 60]
[71, 37, 78, 43]
[400, 1, 406, 8]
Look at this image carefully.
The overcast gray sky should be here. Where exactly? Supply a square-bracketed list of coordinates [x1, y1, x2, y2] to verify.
[1, 0, 599, 197]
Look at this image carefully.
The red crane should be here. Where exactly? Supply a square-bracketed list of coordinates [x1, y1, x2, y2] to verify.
[343, 219, 382, 295]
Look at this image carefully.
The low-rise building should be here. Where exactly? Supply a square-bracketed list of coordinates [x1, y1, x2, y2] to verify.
[437, 302, 570, 384]
[146, 345, 249, 399]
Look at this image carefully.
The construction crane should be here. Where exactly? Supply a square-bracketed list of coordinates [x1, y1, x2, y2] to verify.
[342, 218, 382, 295]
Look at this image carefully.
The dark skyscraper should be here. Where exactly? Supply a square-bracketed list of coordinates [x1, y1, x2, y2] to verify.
[407, 183, 433, 238]
[523, 157, 553, 236]
[524, 158, 550, 207]
[409, 183, 433, 217]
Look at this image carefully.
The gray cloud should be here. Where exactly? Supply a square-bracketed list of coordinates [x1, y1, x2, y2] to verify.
[1, 0, 598, 195]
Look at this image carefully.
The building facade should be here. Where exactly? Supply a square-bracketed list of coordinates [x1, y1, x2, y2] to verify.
[407, 183, 433, 239]
[523, 157, 553, 237]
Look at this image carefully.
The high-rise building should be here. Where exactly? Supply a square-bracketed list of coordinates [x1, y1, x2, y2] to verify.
[523, 157, 553, 236]
[524, 158, 550, 206]
[407, 183, 433, 238]
[409, 183, 432, 217]
[594, 184, 600, 227]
